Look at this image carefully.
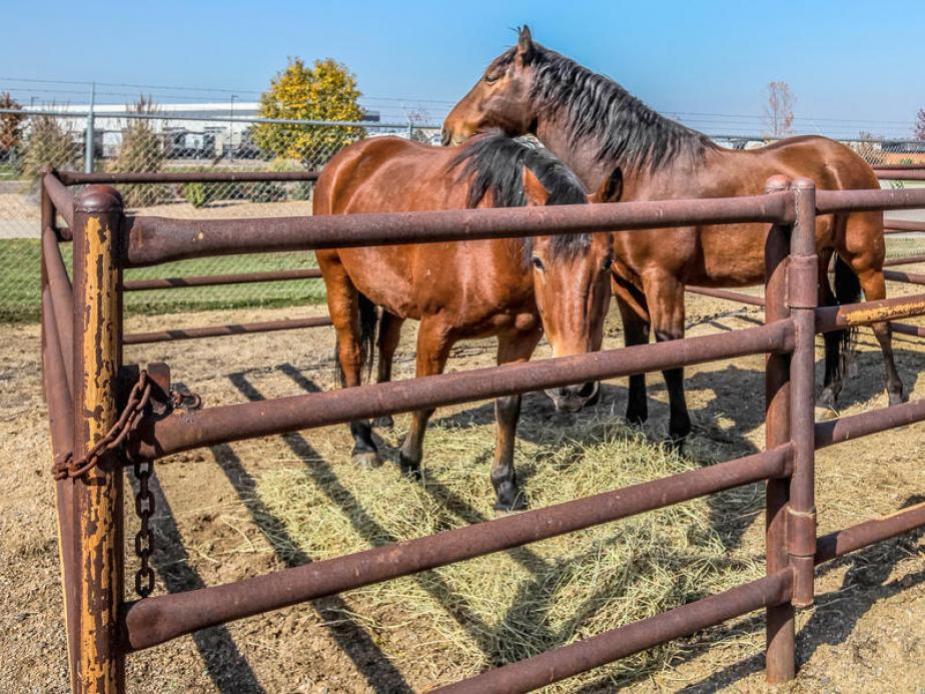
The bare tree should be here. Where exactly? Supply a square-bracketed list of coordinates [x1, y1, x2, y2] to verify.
[764, 81, 795, 137]
[914, 108, 925, 141]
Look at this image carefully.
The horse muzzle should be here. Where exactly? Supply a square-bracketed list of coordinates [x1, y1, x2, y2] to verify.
[544, 381, 600, 413]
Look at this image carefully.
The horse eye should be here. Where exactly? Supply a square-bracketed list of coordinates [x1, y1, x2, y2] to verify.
[484, 74, 499, 84]
[531, 256, 545, 270]
[602, 256, 614, 271]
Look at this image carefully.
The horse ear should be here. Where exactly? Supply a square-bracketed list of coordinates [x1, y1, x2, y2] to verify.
[592, 167, 624, 203]
[522, 166, 549, 205]
[516, 25, 535, 63]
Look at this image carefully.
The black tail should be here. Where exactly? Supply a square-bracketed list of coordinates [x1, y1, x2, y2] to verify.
[334, 292, 380, 387]
[832, 254, 861, 378]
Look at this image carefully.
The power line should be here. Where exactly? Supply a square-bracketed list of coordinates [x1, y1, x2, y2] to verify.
[0, 75, 915, 133]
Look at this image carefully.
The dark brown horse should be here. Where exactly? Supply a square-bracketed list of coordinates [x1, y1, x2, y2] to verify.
[314, 133, 620, 509]
[443, 26, 905, 445]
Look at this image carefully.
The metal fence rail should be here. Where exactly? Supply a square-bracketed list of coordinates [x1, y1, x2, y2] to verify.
[40, 171, 925, 693]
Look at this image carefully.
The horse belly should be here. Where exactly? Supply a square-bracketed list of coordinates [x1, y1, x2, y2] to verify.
[695, 224, 767, 286]
[339, 248, 422, 319]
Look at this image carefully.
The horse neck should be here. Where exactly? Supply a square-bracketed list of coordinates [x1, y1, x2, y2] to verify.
[533, 101, 708, 197]
[534, 111, 616, 191]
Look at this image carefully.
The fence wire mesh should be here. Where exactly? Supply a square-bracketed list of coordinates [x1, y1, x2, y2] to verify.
[0, 109, 922, 321]
[0, 110, 440, 320]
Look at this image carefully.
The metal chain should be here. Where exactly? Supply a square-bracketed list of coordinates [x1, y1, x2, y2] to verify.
[133, 458, 156, 598]
[51, 369, 153, 480]
[50, 368, 202, 597]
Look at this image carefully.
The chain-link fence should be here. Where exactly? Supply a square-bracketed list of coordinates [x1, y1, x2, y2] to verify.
[1, 109, 923, 321]
[0, 109, 440, 320]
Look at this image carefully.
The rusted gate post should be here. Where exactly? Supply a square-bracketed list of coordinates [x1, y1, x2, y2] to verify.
[42, 170, 79, 690]
[788, 178, 818, 607]
[72, 185, 125, 692]
[763, 176, 795, 682]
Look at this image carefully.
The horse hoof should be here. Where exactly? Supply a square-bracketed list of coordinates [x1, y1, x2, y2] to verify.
[889, 389, 908, 406]
[816, 389, 838, 410]
[493, 482, 527, 512]
[374, 414, 394, 429]
[586, 385, 601, 407]
[666, 435, 686, 455]
[352, 450, 382, 469]
[399, 453, 422, 480]
[626, 410, 648, 427]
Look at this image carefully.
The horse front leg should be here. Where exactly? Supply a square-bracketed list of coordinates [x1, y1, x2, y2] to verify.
[398, 318, 452, 478]
[373, 311, 405, 429]
[492, 327, 543, 511]
[643, 271, 691, 448]
[613, 278, 651, 426]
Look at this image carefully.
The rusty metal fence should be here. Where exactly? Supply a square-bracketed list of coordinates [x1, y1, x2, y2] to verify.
[41, 166, 925, 693]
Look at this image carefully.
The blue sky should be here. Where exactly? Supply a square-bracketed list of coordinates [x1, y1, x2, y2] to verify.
[3, 1, 924, 137]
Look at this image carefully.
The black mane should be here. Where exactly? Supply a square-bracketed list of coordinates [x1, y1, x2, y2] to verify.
[449, 132, 590, 261]
[491, 43, 714, 173]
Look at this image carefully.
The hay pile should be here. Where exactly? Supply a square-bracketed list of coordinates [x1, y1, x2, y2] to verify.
[253, 407, 762, 690]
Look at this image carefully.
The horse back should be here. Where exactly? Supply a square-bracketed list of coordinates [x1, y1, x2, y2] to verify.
[313, 136, 534, 329]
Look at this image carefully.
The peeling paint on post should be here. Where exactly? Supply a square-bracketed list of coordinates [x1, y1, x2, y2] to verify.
[72, 185, 124, 693]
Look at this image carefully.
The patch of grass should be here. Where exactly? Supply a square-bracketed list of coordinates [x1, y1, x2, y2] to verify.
[0, 238, 326, 322]
[252, 412, 761, 690]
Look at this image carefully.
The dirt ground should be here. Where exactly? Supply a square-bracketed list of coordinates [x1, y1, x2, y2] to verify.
[2, 282, 924, 693]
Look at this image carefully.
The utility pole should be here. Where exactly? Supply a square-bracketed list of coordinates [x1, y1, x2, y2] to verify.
[229, 94, 237, 163]
[84, 82, 95, 173]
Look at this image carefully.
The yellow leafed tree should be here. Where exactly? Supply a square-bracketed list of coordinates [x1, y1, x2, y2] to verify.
[252, 57, 365, 168]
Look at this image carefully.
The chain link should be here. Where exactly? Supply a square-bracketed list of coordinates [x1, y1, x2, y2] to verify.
[133, 458, 156, 598]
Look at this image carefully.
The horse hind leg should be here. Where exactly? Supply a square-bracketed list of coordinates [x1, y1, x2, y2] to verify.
[319, 254, 382, 467]
[852, 265, 906, 405]
[818, 251, 847, 408]
[839, 210, 906, 405]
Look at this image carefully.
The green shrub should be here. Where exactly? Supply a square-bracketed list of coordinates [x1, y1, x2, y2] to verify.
[181, 180, 218, 208]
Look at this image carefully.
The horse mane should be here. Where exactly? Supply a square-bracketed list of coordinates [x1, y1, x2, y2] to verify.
[449, 132, 590, 261]
[492, 42, 715, 173]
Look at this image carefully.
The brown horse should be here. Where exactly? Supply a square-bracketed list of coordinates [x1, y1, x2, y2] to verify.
[313, 133, 621, 509]
[443, 26, 905, 445]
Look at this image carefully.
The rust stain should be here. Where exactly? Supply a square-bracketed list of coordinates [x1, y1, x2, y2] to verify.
[841, 298, 925, 326]
[77, 215, 121, 692]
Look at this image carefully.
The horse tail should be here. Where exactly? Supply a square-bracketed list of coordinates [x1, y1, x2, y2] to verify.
[832, 252, 861, 379]
[334, 292, 380, 387]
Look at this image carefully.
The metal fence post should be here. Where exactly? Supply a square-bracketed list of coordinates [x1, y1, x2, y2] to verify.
[72, 184, 125, 692]
[763, 175, 795, 683]
[788, 178, 818, 607]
